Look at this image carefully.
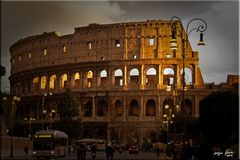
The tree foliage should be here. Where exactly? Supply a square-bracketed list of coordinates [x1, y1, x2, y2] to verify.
[199, 91, 238, 145]
[54, 88, 82, 140]
[57, 88, 79, 118]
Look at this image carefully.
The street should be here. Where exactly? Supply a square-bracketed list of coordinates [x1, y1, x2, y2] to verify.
[1, 150, 172, 160]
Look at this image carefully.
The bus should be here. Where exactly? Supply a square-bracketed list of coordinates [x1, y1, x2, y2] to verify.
[77, 138, 106, 151]
[33, 130, 68, 159]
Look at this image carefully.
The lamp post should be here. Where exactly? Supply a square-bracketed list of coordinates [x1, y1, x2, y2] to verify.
[169, 16, 207, 142]
[41, 92, 52, 130]
[49, 108, 56, 129]
[24, 117, 36, 138]
[163, 104, 175, 142]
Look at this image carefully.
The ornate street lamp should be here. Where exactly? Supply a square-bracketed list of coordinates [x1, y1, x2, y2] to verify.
[169, 16, 207, 141]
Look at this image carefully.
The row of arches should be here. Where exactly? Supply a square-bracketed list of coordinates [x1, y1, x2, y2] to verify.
[82, 98, 193, 117]
[30, 67, 193, 92]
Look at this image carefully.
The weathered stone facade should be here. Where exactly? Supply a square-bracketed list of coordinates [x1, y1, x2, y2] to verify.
[9, 20, 236, 145]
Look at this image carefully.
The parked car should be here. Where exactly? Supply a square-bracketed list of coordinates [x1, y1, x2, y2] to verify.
[129, 145, 139, 154]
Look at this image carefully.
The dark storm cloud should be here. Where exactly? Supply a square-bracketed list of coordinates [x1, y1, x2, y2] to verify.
[1, 1, 239, 91]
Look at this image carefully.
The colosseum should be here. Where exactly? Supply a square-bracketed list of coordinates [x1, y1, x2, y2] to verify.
[9, 19, 237, 145]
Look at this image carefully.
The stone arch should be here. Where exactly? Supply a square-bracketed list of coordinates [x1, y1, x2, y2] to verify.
[86, 70, 93, 88]
[32, 77, 39, 91]
[96, 99, 108, 116]
[114, 69, 123, 86]
[130, 68, 140, 84]
[146, 67, 157, 85]
[182, 99, 193, 117]
[96, 128, 107, 139]
[72, 72, 80, 89]
[163, 98, 174, 115]
[61, 73, 67, 89]
[40, 76, 47, 90]
[115, 100, 123, 116]
[181, 67, 193, 85]
[84, 100, 92, 117]
[100, 69, 108, 86]
[146, 99, 156, 116]
[163, 68, 174, 85]
[129, 99, 139, 116]
[49, 75, 56, 90]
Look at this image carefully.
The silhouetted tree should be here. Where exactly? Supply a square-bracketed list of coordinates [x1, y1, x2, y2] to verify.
[198, 91, 239, 159]
[54, 88, 82, 140]
[199, 91, 238, 144]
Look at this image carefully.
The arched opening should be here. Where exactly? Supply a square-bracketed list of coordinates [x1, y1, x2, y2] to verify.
[49, 75, 56, 90]
[87, 71, 93, 88]
[163, 98, 174, 115]
[115, 100, 123, 116]
[84, 100, 92, 117]
[163, 68, 175, 85]
[146, 99, 156, 116]
[100, 70, 108, 86]
[96, 128, 107, 139]
[130, 68, 139, 84]
[96, 99, 108, 116]
[40, 76, 47, 90]
[61, 73, 67, 89]
[32, 77, 39, 91]
[182, 99, 193, 117]
[129, 99, 139, 116]
[146, 67, 157, 85]
[72, 72, 80, 88]
[114, 69, 123, 86]
[181, 68, 193, 85]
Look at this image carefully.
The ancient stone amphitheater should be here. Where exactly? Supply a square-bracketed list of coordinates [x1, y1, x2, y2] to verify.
[9, 20, 233, 145]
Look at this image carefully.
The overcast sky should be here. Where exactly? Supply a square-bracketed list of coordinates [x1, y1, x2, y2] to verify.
[1, 1, 239, 92]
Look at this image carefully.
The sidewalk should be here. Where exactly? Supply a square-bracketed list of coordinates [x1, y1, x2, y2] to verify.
[1, 149, 32, 158]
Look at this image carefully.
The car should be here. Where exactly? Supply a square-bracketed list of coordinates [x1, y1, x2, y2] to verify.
[129, 145, 139, 154]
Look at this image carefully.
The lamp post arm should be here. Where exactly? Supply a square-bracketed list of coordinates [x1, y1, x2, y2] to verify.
[186, 18, 207, 36]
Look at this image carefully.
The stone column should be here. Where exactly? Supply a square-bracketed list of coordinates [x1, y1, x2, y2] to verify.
[193, 64, 197, 85]
[82, 72, 87, 89]
[92, 96, 96, 119]
[124, 28, 128, 60]
[96, 71, 101, 88]
[45, 75, 50, 92]
[123, 96, 127, 121]
[140, 28, 145, 59]
[80, 72, 83, 89]
[123, 65, 128, 90]
[156, 96, 161, 120]
[157, 65, 162, 89]
[140, 96, 144, 121]
[158, 96, 163, 118]
[177, 65, 181, 88]
[140, 64, 145, 90]
[157, 27, 162, 58]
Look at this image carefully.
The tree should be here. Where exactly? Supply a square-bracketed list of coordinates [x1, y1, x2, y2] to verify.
[54, 88, 82, 140]
[199, 91, 238, 145]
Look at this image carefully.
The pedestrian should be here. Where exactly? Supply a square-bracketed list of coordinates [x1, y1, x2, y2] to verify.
[106, 144, 114, 160]
[24, 145, 29, 156]
[77, 143, 87, 160]
[155, 146, 160, 157]
[91, 144, 97, 160]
